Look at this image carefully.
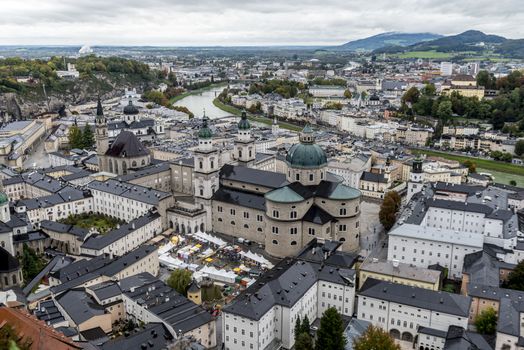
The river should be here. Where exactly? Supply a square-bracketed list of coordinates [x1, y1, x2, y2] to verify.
[173, 86, 231, 119]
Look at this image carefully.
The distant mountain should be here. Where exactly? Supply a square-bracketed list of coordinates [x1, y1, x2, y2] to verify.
[374, 30, 516, 55]
[335, 32, 443, 51]
[406, 30, 506, 52]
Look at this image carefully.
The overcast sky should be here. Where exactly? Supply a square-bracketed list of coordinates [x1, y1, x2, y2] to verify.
[0, 0, 522, 46]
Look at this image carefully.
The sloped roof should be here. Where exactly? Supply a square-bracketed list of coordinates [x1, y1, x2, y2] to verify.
[105, 131, 149, 158]
[0, 247, 20, 273]
[0, 306, 82, 350]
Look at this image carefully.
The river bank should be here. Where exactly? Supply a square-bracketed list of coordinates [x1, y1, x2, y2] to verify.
[212, 98, 303, 132]
[169, 82, 228, 104]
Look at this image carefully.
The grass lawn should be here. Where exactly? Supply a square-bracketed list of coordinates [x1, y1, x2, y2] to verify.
[212, 98, 303, 132]
[477, 168, 524, 186]
[395, 50, 453, 59]
[59, 213, 124, 234]
[169, 82, 228, 104]
[411, 149, 524, 176]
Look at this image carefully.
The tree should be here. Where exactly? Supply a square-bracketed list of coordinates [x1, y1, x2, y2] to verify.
[353, 325, 400, 350]
[436, 100, 453, 121]
[402, 87, 420, 105]
[477, 70, 497, 90]
[294, 317, 302, 343]
[463, 160, 477, 173]
[510, 180, 517, 186]
[475, 307, 497, 335]
[21, 243, 44, 282]
[82, 124, 95, 149]
[515, 140, 524, 156]
[0, 323, 32, 350]
[68, 124, 83, 149]
[315, 307, 346, 350]
[344, 89, 352, 99]
[295, 332, 313, 350]
[504, 260, 524, 291]
[379, 191, 401, 231]
[300, 315, 310, 336]
[166, 269, 192, 296]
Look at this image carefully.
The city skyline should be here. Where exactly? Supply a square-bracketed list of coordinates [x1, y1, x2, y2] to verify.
[0, 0, 523, 46]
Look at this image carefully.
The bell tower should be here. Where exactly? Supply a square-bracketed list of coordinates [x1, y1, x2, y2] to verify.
[95, 97, 109, 172]
[234, 110, 255, 167]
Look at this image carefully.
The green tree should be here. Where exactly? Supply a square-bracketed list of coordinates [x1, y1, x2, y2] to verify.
[68, 124, 83, 149]
[353, 325, 400, 350]
[295, 332, 314, 350]
[379, 191, 401, 231]
[436, 100, 453, 121]
[82, 124, 95, 149]
[166, 269, 192, 296]
[315, 307, 346, 350]
[0, 324, 32, 350]
[21, 244, 44, 283]
[475, 307, 497, 335]
[422, 83, 436, 97]
[300, 315, 310, 336]
[510, 180, 517, 186]
[344, 89, 352, 99]
[476, 70, 497, 89]
[402, 87, 420, 105]
[515, 140, 524, 156]
[463, 160, 477, 173]
[294, 317, 302, 343]
[504, 260, 524, 291]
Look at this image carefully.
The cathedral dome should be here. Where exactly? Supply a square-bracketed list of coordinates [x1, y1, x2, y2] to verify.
[238, 110, 251, 130]
[285, 125, 327, 168]
[123, 100, 139, 115]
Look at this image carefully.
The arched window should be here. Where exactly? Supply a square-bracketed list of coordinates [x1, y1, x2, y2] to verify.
[141, 159, 146, 166]
[244, 224, 249, 228]
[132, 161, 137, 167]
[231, 221, 235, 225]
[272, 239, 278, 245]
[12, 275, 16, 284]
[340, 237, 346, 242]
[291, 241, 297, 245]
[309, 173, 314, 181]
[290, 211, 297, 219]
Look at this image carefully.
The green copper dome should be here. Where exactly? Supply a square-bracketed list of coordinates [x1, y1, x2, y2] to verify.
[198, 116, 213, 139]
[238, 110, 251, 130]
[0, 192, 8, 205]
[286, 125, 327, 168]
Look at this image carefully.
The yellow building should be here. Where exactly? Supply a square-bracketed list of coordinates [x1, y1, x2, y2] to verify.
[441, 74, 485, 99]
[359, 259, 441, 291]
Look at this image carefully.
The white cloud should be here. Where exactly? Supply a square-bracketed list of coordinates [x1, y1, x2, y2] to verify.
[0, 0, 522, 45]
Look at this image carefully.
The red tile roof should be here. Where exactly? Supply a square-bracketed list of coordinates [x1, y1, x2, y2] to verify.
[0, 307, 82, 350]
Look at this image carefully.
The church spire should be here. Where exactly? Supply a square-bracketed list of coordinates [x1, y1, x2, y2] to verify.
[96, 96, 104, 117]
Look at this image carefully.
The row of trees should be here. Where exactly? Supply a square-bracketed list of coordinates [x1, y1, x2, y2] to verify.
[68, 124, 95, 150]
[248, 79, 303, 98]
[401, 70, 524, 132]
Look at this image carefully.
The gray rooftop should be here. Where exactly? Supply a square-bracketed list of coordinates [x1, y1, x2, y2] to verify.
[359, 278, 471, 317]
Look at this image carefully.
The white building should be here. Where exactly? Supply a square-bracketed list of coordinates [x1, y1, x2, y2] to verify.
[440, 62, 453, 76]
[222, 258, 356, 350]
[358, 278, 471, 343]
[309, 85, 346, 98]
[387, 224, 484, 278]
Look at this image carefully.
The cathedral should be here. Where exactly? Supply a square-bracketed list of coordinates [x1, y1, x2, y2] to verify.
[96, 98, 151, 175]
[94, 102, 362, 258]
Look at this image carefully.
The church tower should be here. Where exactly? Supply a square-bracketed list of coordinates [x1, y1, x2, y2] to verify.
[234, 110, 255, 167]
[407, 157, 425, 202]
[194, 115, 220, 227]
[95, 97, 109, 172]
[272, 116, 279, 136]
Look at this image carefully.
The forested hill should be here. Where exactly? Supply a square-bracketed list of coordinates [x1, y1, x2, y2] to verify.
[0, 55, 162, 116]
